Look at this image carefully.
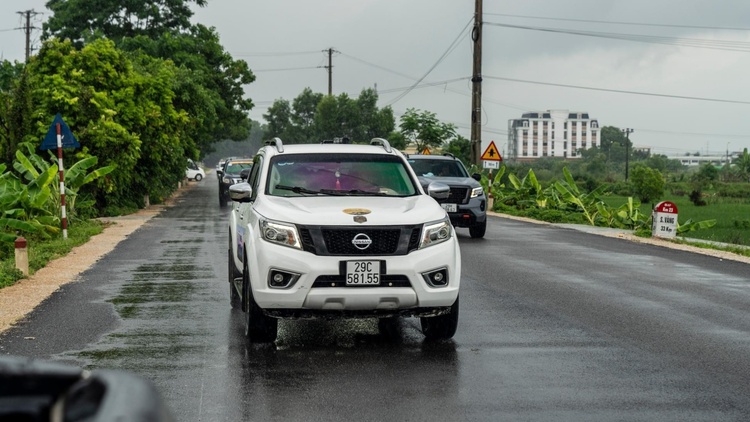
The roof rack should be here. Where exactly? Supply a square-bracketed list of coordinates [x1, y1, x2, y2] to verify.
[442, 152, 457, 159]
[265, 137, 284, 153]
[370, 138, 392, 153]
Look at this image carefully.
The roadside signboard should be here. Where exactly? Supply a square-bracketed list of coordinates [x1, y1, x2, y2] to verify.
[481, 141, 502, 161]
[483, 161, 499, 169]
[652, 201, 678, 239]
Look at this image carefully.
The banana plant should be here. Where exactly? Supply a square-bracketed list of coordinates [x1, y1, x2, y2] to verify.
[553, 167, 607, 225]
[12, 144, 115, 220]
[595, 197, 649, 230]
[677, 218, 717, 235]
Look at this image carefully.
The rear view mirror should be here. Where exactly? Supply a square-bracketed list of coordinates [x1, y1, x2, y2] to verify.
[0, 355, 174, 421]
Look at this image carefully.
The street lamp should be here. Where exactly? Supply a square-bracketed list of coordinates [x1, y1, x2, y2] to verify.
[622, 128, 634, 181]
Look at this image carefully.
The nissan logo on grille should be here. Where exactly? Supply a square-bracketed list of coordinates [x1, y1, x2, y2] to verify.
[351, 233, 372, 250]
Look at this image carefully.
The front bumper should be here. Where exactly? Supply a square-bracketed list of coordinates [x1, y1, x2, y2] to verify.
[446, 198, 487, 228]
[248, 238, 461, 318]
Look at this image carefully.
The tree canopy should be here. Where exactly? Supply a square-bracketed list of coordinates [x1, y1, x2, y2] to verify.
[399, 108, 457, 153]
[263, 88, 395, 144]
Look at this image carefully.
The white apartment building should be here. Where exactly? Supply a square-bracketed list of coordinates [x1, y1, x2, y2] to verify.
[507, 110, 599, 162]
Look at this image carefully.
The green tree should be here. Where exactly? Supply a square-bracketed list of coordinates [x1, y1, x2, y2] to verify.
[399, 108, 456, 152]
[290, 88, 324, 142]
[0, 62, 34, 167]
[28, 38, 188, 210]
[44, 0, 207, 45]
[630, 164, 664, 204]
[443, 135, 471, 165]
[263, 99, 294, 140]
[734, 148, 750, 181]
[44, 1, 255, 158]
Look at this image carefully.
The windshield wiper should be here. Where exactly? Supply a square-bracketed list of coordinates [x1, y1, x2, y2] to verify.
[275, 184, 343, 196]
[333, 189, 387, 196]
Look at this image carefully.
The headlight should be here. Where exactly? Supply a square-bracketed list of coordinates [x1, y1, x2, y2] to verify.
[471, 186, 483, 198]
[223, 176, 234, 184]
[260, 219, 301, 249]
[419, 218, 452, 249]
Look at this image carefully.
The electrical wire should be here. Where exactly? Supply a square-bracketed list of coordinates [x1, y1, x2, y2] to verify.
[484, 13, 750, 32]
[485, 22, 750, 52]
[252, 66, 324, 72]
[484, 75, 750, 105]
[385, 16, 474, 106]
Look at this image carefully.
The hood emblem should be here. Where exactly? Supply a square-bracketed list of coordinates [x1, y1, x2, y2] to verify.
[351, 233, 372, 250]
[353, 216, 367, 224]
[343, 208, 371, 216]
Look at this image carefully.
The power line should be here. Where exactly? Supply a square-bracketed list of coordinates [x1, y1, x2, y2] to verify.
[253, 66, 323, 72]
[484, 75, 750, 105]
[231, 50, 321, 57]
[484, 13, 750, 32]
[385, 16, 474, 106]
[485, 22, 750, 53]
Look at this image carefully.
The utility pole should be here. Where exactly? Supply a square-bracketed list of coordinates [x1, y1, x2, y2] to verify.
[470, 0, 483, 166]
[324, 47, 335, 96]
[622, 128, 634, 181]
[17, 10, 40, 62]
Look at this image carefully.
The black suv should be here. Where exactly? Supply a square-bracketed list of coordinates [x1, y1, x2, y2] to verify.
[406, 154, 487, 238]
[218, 157, 253, 207]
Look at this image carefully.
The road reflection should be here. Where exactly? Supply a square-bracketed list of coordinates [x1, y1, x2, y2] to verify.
[227, 310, 462, 421]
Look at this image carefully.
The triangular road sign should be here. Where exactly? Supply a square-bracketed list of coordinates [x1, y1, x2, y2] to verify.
[481, 141, 502, 161]
[41, 114, 80, 150]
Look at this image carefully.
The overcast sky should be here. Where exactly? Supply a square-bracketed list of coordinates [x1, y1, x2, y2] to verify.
[3, 0, 749, 158]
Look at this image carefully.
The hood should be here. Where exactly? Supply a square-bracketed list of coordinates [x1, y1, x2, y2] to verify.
[417, 175, 480, 188]
[254, 195, 448, 226]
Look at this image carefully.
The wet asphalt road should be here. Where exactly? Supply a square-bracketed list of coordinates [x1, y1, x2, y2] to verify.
[2, 179, 750, 421]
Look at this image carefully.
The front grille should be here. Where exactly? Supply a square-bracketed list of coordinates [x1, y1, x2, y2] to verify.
[448, 187, 469, 204]
[324, 228, 400, 255]
[296, 225, 422, 256]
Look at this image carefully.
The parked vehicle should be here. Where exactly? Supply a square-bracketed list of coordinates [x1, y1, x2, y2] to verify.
[186, 159, 205, 181]
[228, 138, 461, 343]
[406, 154, 487, 238]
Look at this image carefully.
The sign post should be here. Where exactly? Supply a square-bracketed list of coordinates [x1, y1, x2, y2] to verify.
[652, 201, 678, 239]
[481, 140, 502, 170]
[40, 114, 80, 240]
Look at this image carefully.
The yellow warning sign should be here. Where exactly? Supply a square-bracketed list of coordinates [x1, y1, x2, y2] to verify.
[421, 148, 431, 155]
[481, 141, 502, 161]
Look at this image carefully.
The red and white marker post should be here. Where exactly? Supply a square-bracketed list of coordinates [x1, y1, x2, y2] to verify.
[55, 122, 68, 239]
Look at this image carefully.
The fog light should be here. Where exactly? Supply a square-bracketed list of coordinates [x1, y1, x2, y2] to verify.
[421, 267, 449, 287]
[268, 269, 300, 289]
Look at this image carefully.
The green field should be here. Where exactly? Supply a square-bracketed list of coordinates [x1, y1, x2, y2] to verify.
[602, 194, 750, 246]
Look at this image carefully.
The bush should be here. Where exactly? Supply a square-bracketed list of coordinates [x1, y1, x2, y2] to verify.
[715, 182, 750, 198]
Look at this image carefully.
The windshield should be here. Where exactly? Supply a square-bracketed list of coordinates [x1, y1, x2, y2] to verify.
[408, 158, 469, 178]
[225, 162, 252, 175]
[267, 153, 419, 197]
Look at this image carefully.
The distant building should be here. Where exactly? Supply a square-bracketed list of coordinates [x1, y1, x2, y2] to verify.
[666, 153, 738, 167]
[507, 110, 599, 162]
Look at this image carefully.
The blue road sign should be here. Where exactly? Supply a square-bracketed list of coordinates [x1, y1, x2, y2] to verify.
[40, 114, 80, 150]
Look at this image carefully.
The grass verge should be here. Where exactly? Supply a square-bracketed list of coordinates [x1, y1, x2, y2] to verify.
[0, 219, 106, 289]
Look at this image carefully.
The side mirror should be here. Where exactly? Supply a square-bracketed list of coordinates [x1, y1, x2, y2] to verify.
[472, 173, 481, 182]
[427, 181, 450, 200]
[229, 182, 253, 202]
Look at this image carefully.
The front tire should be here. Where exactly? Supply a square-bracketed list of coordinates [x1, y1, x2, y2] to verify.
[420, 296, 459, 340]
[243, 261, 278, 343]
[195, 173, 203, 181]
[469, 219, 486, 238]
[219, 189, 227, 207]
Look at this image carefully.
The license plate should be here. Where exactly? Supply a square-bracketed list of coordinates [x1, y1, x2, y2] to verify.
[346, 261, 380, 285]
[441, 203, 457, 212]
